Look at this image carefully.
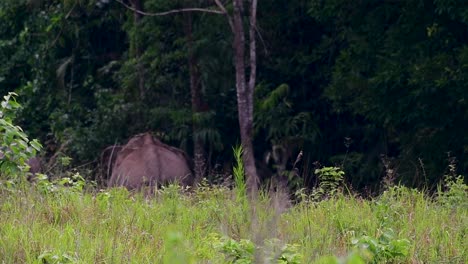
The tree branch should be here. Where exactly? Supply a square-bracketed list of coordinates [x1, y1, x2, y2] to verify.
[114, 0, 225, 16]
[248, 0, 257, 119]
[255, 24, 268, 55]
[213, 0, 234, 31]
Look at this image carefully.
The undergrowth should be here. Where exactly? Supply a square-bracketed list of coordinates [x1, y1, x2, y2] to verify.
[0, 95, 466, 263]
[0, 169, 466, 263]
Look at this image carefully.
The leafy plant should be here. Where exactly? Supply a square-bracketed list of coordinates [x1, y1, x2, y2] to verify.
[35, 172, 86, 194]
[277, 245, 302, 264]
[215, 236, 255, 264]
[35, 174, 57, 194]
[57, 172, 86, 192]
[37, 250, 78, 264]
[312, 167, 345, 200]
[437, 175, 468, 208]
[255, 84, 319, 143]
[315, 250, 370, 264]
[352, 228, 411, 263]
[0, 92, 42, 178]
[213, 236, 303, 264]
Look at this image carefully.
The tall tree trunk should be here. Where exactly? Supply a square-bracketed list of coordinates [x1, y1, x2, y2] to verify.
[184, 11, 206, 182]
[131, 0, 145, 100]
[117, 0, 260, 192]
[232, 0, 259, 195]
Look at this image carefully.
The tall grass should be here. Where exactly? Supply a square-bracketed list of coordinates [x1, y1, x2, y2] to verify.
[3, 93, 463, 263]
[0, 176, 466, 263]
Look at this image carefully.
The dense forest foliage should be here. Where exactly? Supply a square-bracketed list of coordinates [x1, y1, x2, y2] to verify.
[1, 0, 467, 192]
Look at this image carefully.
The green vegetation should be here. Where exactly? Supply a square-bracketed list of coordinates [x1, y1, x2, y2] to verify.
[1, 1, 467, 262]
[0, 0, 466, 190]
[0, 174, 466, 263]
[1, 108, 466, 263]
[0, 92, 41, 177]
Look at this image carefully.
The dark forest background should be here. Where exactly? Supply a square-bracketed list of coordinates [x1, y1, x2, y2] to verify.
[1, 0, 467, 193]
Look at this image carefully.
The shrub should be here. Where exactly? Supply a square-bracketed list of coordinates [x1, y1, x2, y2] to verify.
[437, 175, 468, 208]
[0, 92, 42, 179]
[312, 166, 345, 200]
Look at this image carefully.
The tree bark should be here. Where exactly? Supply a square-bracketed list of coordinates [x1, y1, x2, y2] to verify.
[184, 11, 206, 182]
[131, 0, 145, 100]
[248, 0, 257, 120]
[232, 0, 259, 195]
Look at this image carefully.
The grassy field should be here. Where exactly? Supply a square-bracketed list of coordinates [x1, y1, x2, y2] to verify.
[0, 174, 466, 264]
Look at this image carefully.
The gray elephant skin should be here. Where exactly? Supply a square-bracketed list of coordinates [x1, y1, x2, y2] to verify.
[27, 157, 42, 175]
[108, 133, 193, 189]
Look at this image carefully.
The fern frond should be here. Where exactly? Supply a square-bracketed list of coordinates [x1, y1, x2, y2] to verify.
[260, 83, 289, 110]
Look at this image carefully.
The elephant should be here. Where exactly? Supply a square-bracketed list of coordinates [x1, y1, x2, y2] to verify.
[108, 133, 193, 189]
[27, 157, 42, 176]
